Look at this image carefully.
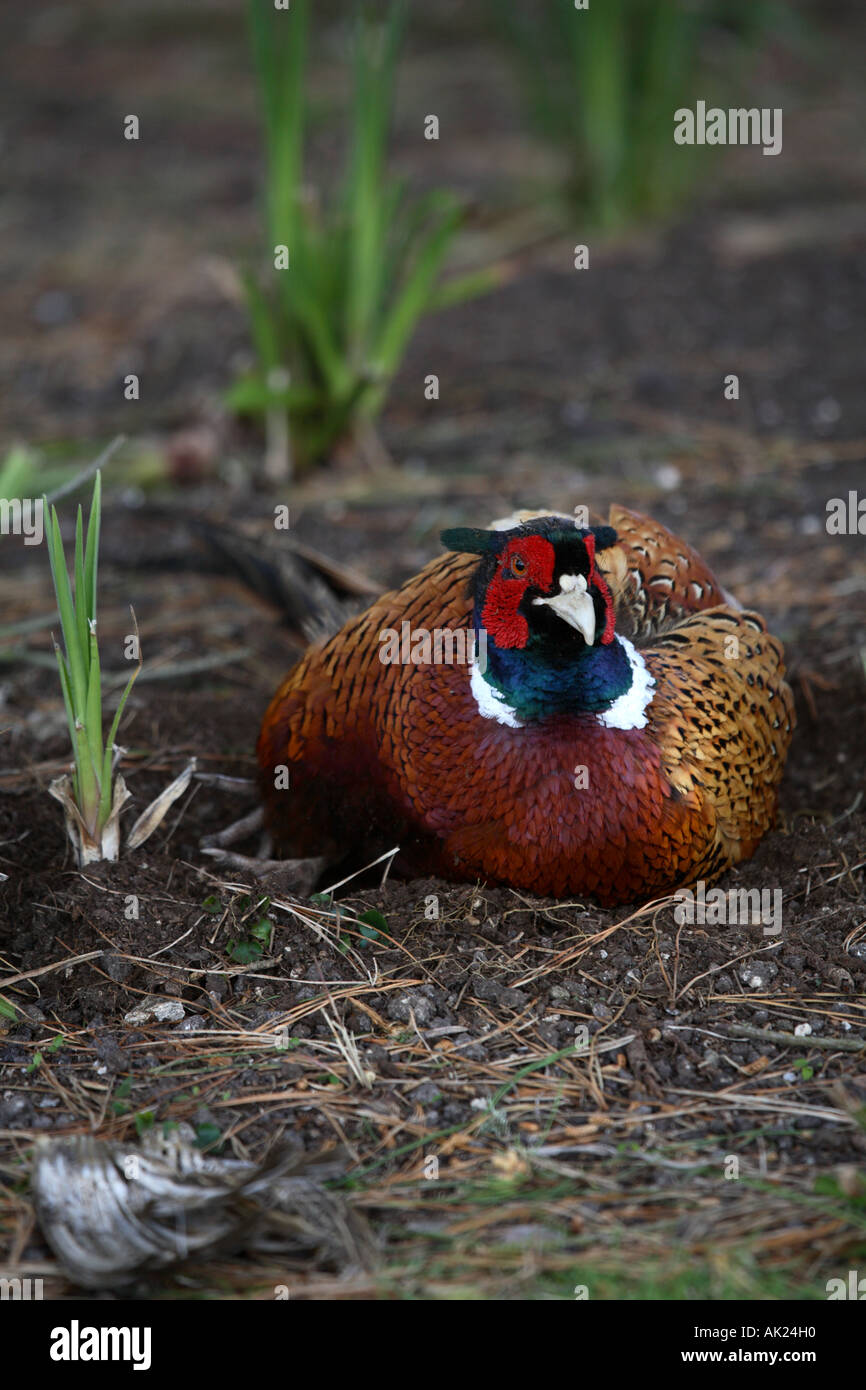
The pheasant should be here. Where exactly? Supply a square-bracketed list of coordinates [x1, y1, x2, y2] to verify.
[257, 505, 794, 906]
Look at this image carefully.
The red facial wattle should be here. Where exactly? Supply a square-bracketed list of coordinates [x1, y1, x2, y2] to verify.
[481, 532, 616, 650]
[583, 532, 616, 645]
[480, 535, 555, 649]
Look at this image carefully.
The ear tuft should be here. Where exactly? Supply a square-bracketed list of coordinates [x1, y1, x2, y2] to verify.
[440, 527, 498, 556]
[589, 525, 618, 552]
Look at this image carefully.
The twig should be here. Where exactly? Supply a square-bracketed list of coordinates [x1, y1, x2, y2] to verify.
[727, 1022, 866, 1053]
[320, 847, 400, 897]
[44, 436, 125, 506]
[0, 951, 104, 991]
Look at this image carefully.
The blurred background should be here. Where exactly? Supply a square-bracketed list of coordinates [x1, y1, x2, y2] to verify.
[2, 1, 864, 511]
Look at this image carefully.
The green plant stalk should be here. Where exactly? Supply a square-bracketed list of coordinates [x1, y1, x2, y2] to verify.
[236, 0, 492, 468]
[344, 3, 407, 363]
[44, 472, 140, 861]
[573, 0, 627, 227]
[250, 0, 308, 256]
[491, 0, 786, 229]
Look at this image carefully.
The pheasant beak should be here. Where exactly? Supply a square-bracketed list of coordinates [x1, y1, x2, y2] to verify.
[533, 572, 596, 645]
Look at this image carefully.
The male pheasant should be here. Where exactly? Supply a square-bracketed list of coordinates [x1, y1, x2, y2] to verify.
[257, 506, 794, 906]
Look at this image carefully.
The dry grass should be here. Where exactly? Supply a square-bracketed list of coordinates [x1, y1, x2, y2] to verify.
[1, 864, 865, 1299]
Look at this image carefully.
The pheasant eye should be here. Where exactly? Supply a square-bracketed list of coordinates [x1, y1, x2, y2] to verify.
[510, 555, 527, 576]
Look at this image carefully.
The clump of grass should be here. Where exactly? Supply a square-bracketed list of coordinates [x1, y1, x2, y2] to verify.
[492, 0, 800, 230]
[44, 472, 141, 865]
[229, 0, 496, 473]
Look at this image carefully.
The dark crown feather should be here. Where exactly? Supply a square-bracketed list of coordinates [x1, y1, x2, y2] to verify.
[441, 520, 618, 557]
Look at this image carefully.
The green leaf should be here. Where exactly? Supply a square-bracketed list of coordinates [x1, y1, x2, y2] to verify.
[46, 503, 87, 718]
[813, 1174, 841, 1197]
[373, 204, 460, 379]
[427, 265, 504, 314]
[83, 469, 101, 624]
[102, 618, 142, 783]
[248, 0, 309, 253]
[345, 4, 407, 358]
[226, 371, 322, 417]
[73, 504, 89, 663]
[357, 908, 388, 940]
[227, 938, 264, 964]
[85, 620, 106, 826]
[52, 642, 79, 774]
[239, 272, 282, 375]
[194, 1122, 223, 1151]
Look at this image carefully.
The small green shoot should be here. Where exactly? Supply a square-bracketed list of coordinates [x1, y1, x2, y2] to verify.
[228, 920, 272, 963]
[357, 907, 388, 945]
[43, 471, 142, 865]
[111, 1077, 133, 1117]
[194, 1122, 223, 1152]
[24, 1035, 65, 1074]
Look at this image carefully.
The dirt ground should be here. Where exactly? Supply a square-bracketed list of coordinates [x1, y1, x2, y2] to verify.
[0, 1, 865, 1299]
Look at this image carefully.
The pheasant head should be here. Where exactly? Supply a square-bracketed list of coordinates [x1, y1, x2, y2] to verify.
[441, 519, 653, 728]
